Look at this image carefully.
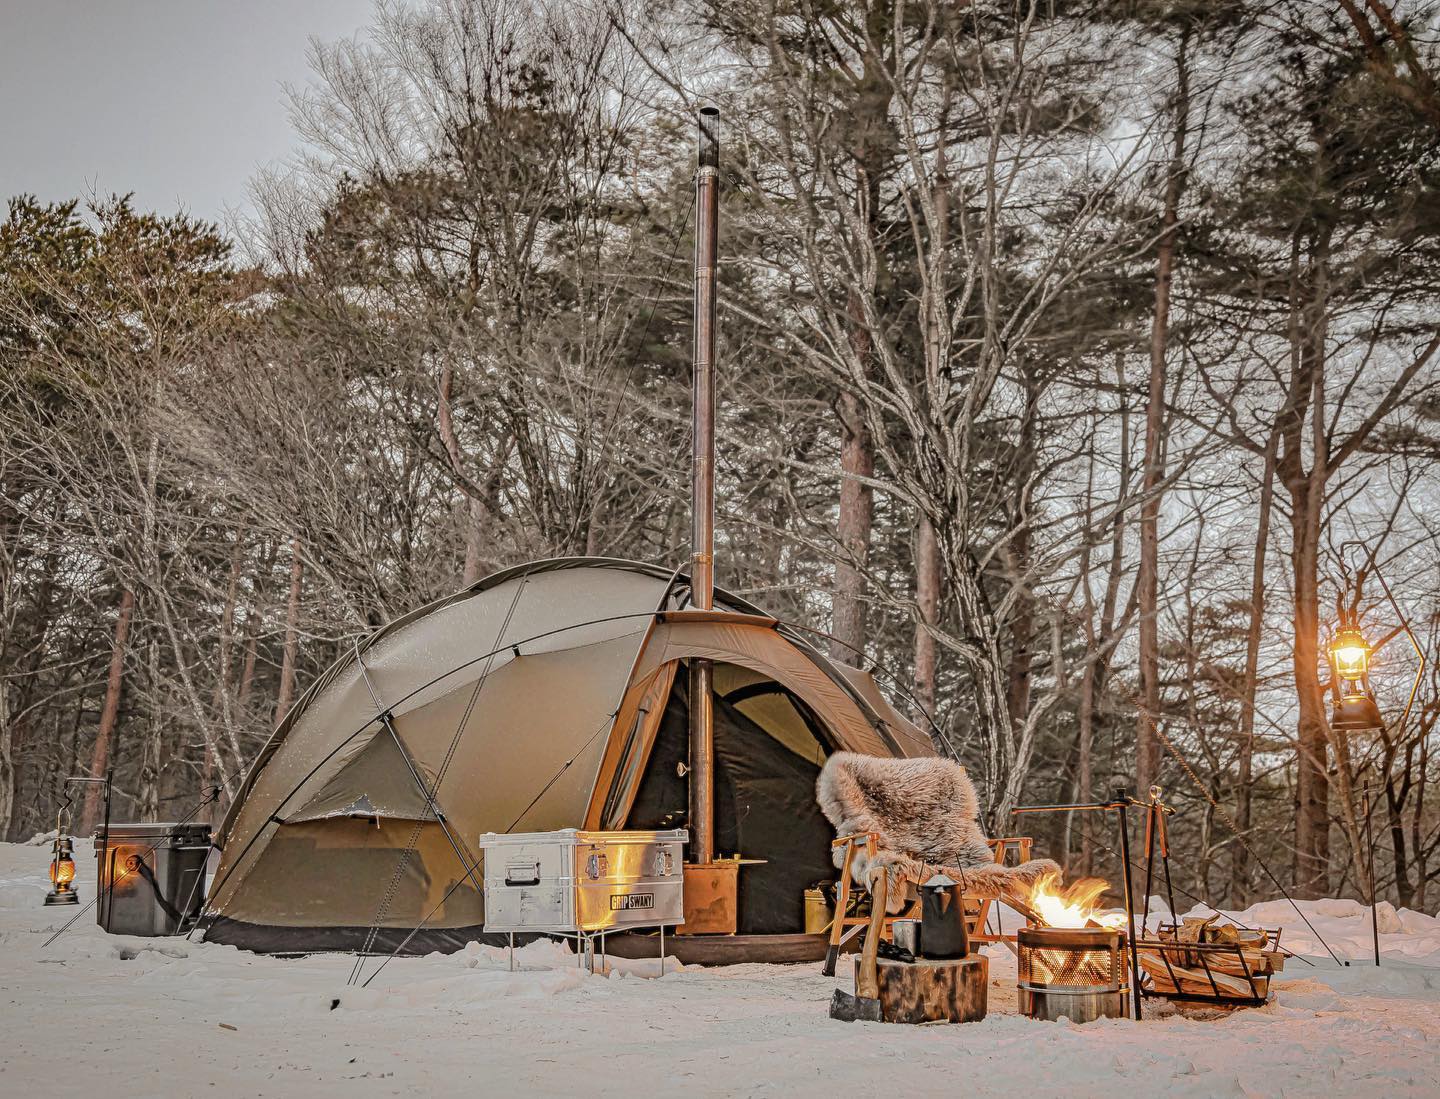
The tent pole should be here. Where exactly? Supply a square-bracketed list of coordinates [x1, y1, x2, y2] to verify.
[688, 107, 720, 866]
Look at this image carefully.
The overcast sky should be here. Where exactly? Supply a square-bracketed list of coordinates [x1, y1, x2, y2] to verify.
[0, 1, 376, 229]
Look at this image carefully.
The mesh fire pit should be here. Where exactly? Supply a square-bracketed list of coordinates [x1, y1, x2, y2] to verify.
[1017, 926, 1129, 1023]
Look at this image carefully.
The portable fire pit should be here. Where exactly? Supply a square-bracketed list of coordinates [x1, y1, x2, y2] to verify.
[1017, 925, 1129, 1023]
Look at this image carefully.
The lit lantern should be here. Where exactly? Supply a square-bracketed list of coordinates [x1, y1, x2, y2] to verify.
[1328, 613, 1384, 733]
[1329, 624, 1371, 680]
[45, 836, 79, 906]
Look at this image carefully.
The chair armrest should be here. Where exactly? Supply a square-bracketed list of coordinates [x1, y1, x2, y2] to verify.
[831, 831, 879, 848]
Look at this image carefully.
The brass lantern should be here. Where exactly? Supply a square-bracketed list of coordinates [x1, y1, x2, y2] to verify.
[1328, 613, 1384, 733]
[45, 835, 79, 906]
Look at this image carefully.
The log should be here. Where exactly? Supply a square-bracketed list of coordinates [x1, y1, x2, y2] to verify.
[1163, 951, 1271, 979]
[1137, 952, 1255, 997]
[854, 954, 988, 1024]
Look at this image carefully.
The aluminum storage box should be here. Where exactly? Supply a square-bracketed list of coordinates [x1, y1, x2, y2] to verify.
[477, 828, 687, 934]
[94, 822, 210, 936]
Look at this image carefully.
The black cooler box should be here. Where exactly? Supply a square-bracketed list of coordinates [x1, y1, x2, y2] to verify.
[94, 822, 211, 936]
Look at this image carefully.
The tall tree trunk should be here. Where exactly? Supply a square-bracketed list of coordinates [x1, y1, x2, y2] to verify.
[830, 18, 891, 665]
[238, 537, 278, 712]
[1231, 431, 1279, 903]
[82, 586, 134, 831]
[1006, 376, 1039, 736]
[1283, 221, 1370, 898]
[1413, 733, 1430, 910]
[138, 638, 162, 821]
[1283, 232, 1338, 898]
[238, 609, 260, 711]
[1290, 472, 1332, 897]
[1084, 355, 1136, 870]
[831, 381, 873, 662]
[207, 541, 243, 817]
[273, 540, 304, 728]
[912, 106, 947, 725]
[1385, 752, 1413, 908]
[1076, 429, 1101, 874]
[0, 676, 13, 842]
[952, 561, 1016, 820]
[1136, 28, 1191, 796]
[438, 362, 488, 585]
[913, 515, 940, 720]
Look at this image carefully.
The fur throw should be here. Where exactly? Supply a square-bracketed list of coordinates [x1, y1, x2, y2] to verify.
[816, 752, 1059, 911]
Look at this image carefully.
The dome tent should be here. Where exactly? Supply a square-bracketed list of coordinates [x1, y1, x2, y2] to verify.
[199, 557, 933, 954]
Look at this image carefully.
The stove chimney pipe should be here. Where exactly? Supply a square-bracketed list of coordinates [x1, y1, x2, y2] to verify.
[688, 107, 720, 866]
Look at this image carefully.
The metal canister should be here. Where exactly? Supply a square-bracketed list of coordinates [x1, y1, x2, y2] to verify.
[804, 888, 833, 935]
[892, 918, 921, 956]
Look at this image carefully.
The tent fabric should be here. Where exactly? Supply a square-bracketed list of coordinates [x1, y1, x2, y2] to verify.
[200, 557, 934, 952]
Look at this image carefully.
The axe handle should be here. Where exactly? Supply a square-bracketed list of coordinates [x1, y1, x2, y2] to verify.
[857, 872, 888, 1000]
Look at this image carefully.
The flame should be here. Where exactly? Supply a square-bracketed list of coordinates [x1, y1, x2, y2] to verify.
[49, 856, 75, 887]
[1028, 872, 1127, 930]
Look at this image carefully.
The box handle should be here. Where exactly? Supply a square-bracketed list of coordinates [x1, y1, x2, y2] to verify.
[505, 862, 541, 887]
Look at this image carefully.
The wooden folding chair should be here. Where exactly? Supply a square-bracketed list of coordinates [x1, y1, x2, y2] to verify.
[821, 832, 917, 976]
[966, 836, 1033, 946]
[820, 833, 1034, 975]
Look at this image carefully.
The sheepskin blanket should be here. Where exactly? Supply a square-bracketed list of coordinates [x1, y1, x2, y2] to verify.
[816, 752, 1059, 911]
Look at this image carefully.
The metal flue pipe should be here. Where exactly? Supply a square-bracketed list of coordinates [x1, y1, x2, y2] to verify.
[688, 106, 720, 866]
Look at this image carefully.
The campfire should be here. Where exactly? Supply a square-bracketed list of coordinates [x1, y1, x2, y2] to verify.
[1025, 872, 1129, 931]
[1016, 872, 1131, 1023]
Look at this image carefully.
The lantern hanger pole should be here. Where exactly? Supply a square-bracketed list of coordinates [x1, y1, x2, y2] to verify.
[1337, 539, 1427, 736]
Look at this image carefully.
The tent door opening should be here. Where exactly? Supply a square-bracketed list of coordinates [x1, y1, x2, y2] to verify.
[624, 661, 837, 934]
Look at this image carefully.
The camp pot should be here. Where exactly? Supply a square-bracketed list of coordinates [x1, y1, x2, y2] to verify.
[891, 918, 921, 956]
[919, 873, 969, 959]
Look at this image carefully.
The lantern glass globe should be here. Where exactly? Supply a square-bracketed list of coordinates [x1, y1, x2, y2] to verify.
[1329, 626, 1371, 678]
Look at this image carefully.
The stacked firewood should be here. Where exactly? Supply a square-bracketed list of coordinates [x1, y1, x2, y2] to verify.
[1137, 916, 1283, 1001]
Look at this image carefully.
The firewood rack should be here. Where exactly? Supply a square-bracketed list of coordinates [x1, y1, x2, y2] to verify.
[1133, 925, 1282, 1008]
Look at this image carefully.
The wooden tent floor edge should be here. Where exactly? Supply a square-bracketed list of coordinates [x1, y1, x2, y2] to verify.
[604, 931, 854, 966]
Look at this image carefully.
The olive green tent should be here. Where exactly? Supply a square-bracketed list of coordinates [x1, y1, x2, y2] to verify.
[199, 558, 932, 953]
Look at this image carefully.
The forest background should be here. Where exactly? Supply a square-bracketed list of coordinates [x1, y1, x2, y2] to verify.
[3, 0, 1440, 912]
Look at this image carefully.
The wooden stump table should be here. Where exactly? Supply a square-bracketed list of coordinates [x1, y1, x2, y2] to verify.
[853, 954, 989, 1024]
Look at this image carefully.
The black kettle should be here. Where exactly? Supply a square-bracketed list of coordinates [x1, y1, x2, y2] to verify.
[919, 873, 970, 959]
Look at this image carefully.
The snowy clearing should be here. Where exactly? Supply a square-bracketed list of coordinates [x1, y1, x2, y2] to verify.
[3, 840, 1438, 1098]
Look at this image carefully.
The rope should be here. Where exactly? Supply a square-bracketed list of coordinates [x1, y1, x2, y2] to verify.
[1080, 828, 1312, 965]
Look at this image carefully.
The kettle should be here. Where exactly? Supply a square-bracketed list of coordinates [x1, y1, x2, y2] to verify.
[919, 872, 970, 959]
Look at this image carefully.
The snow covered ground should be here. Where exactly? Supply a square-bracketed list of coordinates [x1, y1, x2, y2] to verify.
[3, 839, 1439, 1098]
